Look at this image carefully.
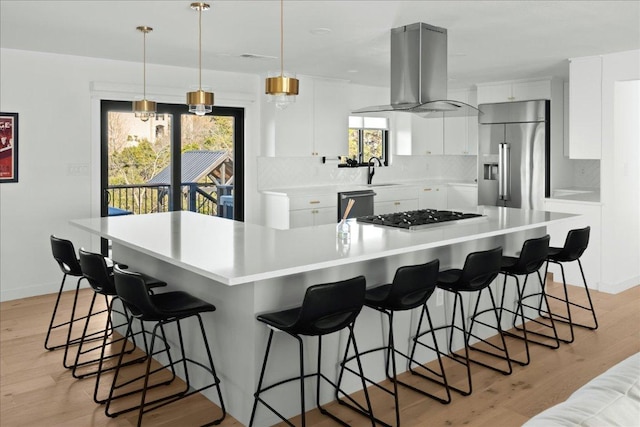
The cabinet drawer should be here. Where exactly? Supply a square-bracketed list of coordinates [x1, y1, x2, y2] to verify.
[289, 207, 336, 228]
[419, 186, 448, 210]
[373, 186, 419, 203]
[289, 193, 336, 210]
[374, 199, 419, 215]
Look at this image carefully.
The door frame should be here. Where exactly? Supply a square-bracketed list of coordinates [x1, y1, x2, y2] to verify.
[100, 100, 244, 250]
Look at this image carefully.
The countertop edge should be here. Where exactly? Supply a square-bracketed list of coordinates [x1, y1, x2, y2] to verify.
[262, 180, 477, 196]
[71, 209, 579, 287]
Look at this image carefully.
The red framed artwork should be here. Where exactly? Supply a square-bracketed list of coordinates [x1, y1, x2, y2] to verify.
[0, 112, 18, 183]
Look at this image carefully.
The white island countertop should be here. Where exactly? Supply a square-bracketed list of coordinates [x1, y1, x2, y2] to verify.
[71, 206, 576, 286]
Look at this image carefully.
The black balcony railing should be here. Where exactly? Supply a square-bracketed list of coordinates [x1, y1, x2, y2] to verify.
[107, 183, 232, 217]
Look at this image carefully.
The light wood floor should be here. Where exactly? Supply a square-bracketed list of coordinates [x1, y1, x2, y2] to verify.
[1, 280, 638, 426]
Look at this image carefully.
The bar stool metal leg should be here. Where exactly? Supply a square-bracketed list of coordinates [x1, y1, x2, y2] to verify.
[538, 227, 598, 343]
[106, 266, 226, 427]
[250, 276, 373, 427]
[44, 273, 84, 351]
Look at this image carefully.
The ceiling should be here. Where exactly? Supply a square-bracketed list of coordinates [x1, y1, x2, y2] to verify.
[1, 1, 639, 89]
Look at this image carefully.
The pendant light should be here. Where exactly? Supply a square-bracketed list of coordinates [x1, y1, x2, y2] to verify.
[265, 0, 299, 109]
[133, 26, 157, 122]
[187, 2, 214, 115]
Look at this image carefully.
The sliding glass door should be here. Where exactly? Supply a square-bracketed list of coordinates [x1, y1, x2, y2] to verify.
[100, 100, 244, 251]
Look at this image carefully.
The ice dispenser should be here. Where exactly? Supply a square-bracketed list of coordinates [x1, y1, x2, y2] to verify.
[484, 163, 499, 180]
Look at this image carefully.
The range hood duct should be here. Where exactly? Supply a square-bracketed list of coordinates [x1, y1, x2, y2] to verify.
[353, 22, 479, 117]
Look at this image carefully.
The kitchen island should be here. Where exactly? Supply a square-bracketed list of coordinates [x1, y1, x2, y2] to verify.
[71, 206, 576, 426]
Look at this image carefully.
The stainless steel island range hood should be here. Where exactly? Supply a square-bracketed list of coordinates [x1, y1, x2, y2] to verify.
[354, 22, 479, 117]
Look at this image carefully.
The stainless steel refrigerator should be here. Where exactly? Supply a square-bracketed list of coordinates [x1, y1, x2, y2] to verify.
[477, 100, 550, 210]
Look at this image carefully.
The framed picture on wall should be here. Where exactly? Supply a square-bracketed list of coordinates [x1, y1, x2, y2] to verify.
[0, 112, 18, 183]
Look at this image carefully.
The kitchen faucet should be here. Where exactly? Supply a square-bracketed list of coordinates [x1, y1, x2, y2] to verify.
[367, 156, 382, 185]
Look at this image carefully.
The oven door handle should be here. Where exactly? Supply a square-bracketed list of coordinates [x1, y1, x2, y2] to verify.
[339, 191, 376, 200]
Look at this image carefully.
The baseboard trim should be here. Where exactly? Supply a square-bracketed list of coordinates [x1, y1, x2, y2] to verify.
[0, 280, 90, 302]
[599, 276, 640, 295]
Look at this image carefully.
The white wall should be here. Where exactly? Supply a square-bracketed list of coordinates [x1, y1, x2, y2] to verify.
[600, 50, 640, 293]
[0, 48, 261, 301]
[0, 48, 391, 302]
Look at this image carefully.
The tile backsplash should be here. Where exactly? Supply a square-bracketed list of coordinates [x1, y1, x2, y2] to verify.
[257, 155, 478, 190]
[572, 159, 600, 188]
[256, 155, 599, 192]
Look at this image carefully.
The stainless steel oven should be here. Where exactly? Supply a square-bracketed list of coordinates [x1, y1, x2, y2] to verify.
[337, 190, 375, 221]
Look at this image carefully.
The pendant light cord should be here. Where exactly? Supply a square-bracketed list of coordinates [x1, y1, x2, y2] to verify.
[280, 0, 284, 77]
[143, 30, 147, 99]
[198, 5, 203, 91]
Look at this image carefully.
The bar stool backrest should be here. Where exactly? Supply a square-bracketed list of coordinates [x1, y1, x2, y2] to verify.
[386, 259, 440, 310]
[79, 249, 116, 295]
[293, 276, 366, 336]
[460, 247, 503, 290]
[113, 264, 167, 321]
[513, 235, 550, 274]
[555, 227, 590, 262]
[50, 235, 82, 276]
[113, 265, 165, 321]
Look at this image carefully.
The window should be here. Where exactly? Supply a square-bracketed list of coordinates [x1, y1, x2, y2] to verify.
[101, 100, 244, 219]
[348, 116, 389, 166]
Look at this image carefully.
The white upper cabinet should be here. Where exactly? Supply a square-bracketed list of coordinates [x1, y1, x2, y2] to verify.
[274, 77, 349, 157]
[444, 89, 478, 155]
[411, 115, 444, 155]
[512, 80, 554, 101]
[477, 79, 553, 104]
[568, 56, 602, 159]
[400, 88, 478, 156]
[313, 79, 350, 157]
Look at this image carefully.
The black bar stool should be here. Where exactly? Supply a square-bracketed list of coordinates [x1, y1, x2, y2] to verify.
[249, 276, 374, 427]
[47, 235, 112, 354]
[107, 265, 226, 427]
[470, 235, 559, 367]
[413, 247, 509, 396]
[76, 249, 167, 404]
[543, 226, 598, 343]
[336, 260, 449, 427]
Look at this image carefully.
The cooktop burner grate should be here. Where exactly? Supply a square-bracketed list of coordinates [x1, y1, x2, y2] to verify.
[356, 209, 484, 230]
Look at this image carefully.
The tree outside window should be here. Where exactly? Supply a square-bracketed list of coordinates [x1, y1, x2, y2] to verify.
[348, 116, 388, 165]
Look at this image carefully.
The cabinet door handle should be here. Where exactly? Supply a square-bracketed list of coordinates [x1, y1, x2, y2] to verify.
[309, 200, 320, 204]
[311, 209, 318, 214]
[423, 188, 432, 192]
[394, 202, 401, 206]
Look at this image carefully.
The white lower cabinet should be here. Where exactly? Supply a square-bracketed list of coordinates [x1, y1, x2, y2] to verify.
[373, 186, 419, 215]
[447, 185, 478, 210]
[374, 199, 419, 215]
[265, 183, 479, 229]
[264, 192, 337, 229]
[290, 207, 336, 228]
[418, 185, 448, 210]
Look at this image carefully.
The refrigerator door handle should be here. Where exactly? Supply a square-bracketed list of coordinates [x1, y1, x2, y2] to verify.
[498, 142, 511, 200]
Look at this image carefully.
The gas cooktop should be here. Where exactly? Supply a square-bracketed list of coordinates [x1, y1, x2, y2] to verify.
[357, 209, 485, 230]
